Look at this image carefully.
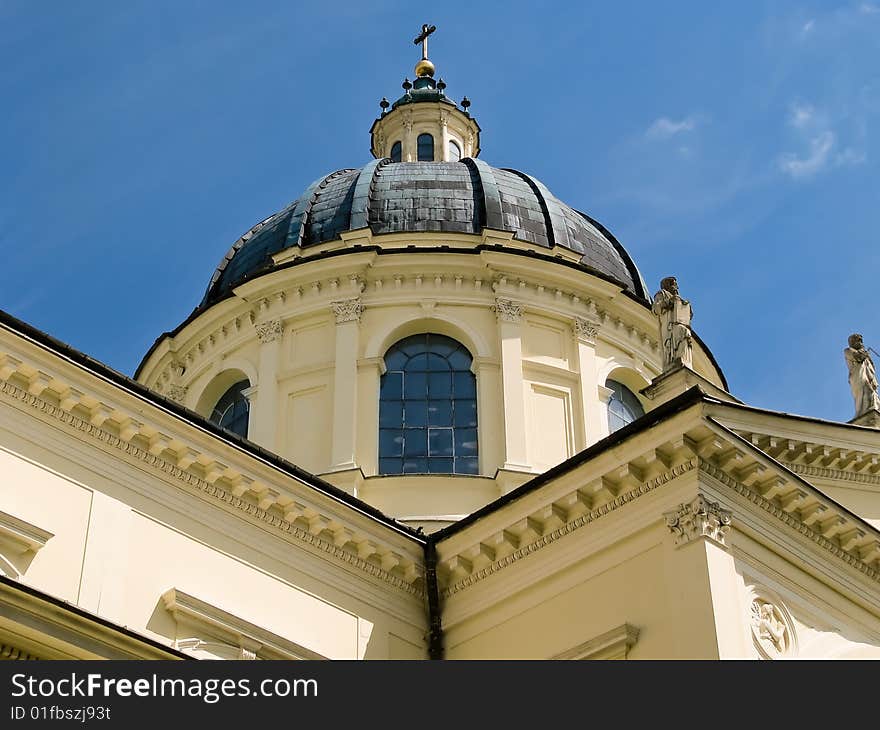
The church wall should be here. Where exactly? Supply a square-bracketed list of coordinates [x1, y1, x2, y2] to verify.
[137, 245, 725, 524]
[436, 434, 880, 659]
[0, 329, 428, 660]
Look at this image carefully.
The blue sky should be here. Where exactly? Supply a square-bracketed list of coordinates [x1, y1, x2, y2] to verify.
[1, 1, 878, 423]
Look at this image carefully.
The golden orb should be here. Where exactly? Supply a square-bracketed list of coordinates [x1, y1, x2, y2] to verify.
[414, 58, 435, 78]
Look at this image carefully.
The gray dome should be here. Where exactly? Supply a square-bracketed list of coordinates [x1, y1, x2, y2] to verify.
[201, 159, 648, 307]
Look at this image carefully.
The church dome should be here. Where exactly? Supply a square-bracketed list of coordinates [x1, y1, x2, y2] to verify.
[200, 158, 649, 308]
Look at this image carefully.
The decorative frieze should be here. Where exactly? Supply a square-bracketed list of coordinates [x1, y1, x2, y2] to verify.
[493, 297, 523, 323]
[573, 316, 599, 344]
[165, 384, 188, 405]
[255, 319, 283, 344]
[0, 643, 39, 660]
[442, 459, 700, 597]
[331, 298, 364, 324]
[0, 371, 424, 598]
[664, 494, 732, 548]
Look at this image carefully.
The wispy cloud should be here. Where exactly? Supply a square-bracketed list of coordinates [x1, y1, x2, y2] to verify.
[779, 131, 835, 179]
[778, 102, 865, 180]
[645, 116, 697, 140]
[789, 103, 815, 128]
[860, 3, 880, 14]
[801, 18, 815, 35]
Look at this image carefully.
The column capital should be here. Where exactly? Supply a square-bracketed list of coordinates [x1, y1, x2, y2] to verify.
[331, 298, 364, 324]
[664, 494, 732, 549]
[574, 316, 599, 344]
[255, 319, 283, 344]
[493, 297, 523, 323]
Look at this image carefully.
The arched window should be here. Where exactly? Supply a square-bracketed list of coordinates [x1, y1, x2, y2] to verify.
[379, 334, 478, 475]
[209, 380, 250, 438]
[417, 133, 434, 161]
[606, 379, 645, 433]
[449, 140, 461, 162]
[390, 141, 402, 163]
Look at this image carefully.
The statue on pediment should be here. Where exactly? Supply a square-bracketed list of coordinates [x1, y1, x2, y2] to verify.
[844, 333, 880, 418]
[652, 276, 693, 370]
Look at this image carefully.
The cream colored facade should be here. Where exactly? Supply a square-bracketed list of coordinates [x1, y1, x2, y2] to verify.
[3, 42, 880, 661]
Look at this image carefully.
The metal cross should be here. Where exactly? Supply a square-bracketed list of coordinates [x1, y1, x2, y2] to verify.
[413, 23, 436, 60]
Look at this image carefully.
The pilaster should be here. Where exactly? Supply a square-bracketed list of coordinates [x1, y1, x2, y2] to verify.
[250, 318, 283, 451]
[494, 298, 530, 474]
[573, 316, 603, 448]
[330, 298, 364, 472]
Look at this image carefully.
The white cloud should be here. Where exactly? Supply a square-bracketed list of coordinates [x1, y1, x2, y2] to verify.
[779, 131, 835, 179]
[860, 3, 879, 14]
[779, 101, 866, 179]
[645, 116, 697, 140]
[836, 147, 867, 165]
[789, 103, 815, 128]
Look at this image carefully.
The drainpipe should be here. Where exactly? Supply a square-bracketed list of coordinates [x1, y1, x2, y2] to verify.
[424, 538, 444, 659]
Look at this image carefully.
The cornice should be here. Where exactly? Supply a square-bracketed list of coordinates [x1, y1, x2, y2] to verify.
[785, 462, 880, 487]
[440, 459, 699, 597]
[438, 413, 880, 600]
[162, 588, 328, 660]
[0, 367, 424, 599]
[0, 509, 53, 555]
[141, 255, 670, 392]
[700, 460, 880, 582]
[551, 623, 640, 660]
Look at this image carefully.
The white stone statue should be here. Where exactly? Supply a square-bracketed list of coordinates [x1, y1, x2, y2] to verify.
[844, 333, 880, 418]
[652, 276, 693, 370]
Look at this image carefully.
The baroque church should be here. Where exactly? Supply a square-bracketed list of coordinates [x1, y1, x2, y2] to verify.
[3, 27, 880, 660]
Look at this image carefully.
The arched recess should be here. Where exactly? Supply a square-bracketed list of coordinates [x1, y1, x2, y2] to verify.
[364, 314, 492, 366]
[602, 366, 649, 434]
[378, 333, 478, 475]
[602, 366, 650, 403]
[195, 368, 253, 421]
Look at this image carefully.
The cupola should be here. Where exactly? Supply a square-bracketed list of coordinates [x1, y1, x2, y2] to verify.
[369, 24, 480, 162]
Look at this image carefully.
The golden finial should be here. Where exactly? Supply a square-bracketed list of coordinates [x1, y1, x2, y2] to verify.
[413, 23, 436, 78]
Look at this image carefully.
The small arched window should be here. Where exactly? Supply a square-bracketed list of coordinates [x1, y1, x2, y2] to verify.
[606, 379, 645, 434]
[449, 140, 461, 162]
[417, 133, 434, 161]
[379, 334, 478, 475]
[210, 380, 250, 438]
[390, 141, 402, 163]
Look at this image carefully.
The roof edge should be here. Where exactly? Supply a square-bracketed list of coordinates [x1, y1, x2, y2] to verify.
[0, 308, 425, 544]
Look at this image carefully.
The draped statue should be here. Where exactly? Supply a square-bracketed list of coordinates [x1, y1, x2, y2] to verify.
[652, 277, 693, 370]
[844, 333, 880, 418]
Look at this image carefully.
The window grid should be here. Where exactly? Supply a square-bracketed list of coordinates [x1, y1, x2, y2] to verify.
[210, 380, 250, 438]
[379, 334, 478, 475]
[606, 379, 644, 434]
[417, 133, 434, 162]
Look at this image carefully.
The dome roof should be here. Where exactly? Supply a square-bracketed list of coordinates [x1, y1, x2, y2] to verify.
[201, 158, 648, 307]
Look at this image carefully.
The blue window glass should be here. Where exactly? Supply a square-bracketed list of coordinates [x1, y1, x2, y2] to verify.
[209, 380, 250, 438]
[417, 133, 434, 161]
[606, 379, 645, 433]
[390, 141, 402, 163]
[379, 334, 478, 474]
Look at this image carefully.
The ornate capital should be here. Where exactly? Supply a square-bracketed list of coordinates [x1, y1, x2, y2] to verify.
[255, 319, 283, 343]
[332, 298, 364, 324]
[664, 494, 732, 547]
[574, 317, 599, 344]
[494, 297, 523, 323]
[166, 384, 188, 405]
